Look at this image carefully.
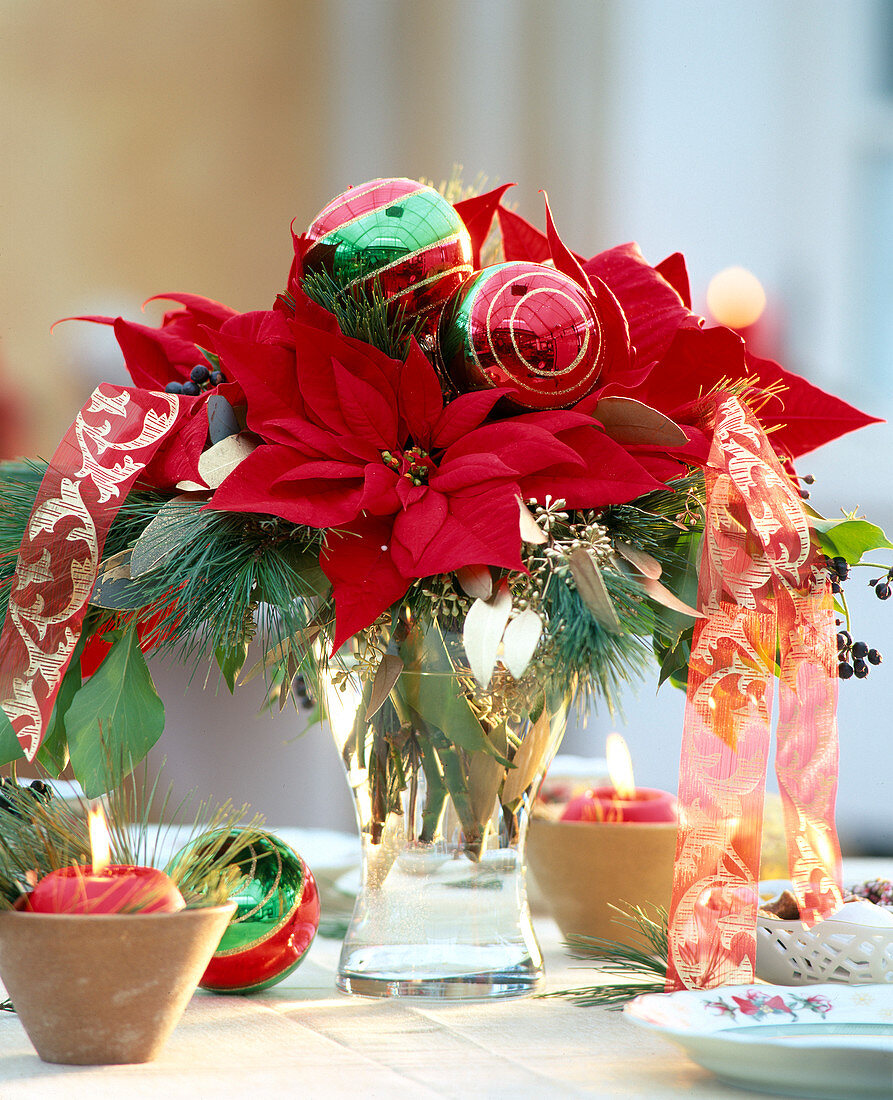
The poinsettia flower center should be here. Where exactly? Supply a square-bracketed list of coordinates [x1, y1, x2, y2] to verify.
[380, 445, 433, 486]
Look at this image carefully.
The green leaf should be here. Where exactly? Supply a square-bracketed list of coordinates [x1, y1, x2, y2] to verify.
[655, 631, 691, 691]
[0, 707, 25, 766]
[216, 640, 249, 694]
[810, 518, 893, 564]
[400, 672, 508, 762]
[65, 620, 165, 796]
[36, 637, 88, 775]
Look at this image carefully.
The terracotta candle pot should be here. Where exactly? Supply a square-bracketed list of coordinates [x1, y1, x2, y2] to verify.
[0, 904, 235, 1065]
[526, 819, 678, 949]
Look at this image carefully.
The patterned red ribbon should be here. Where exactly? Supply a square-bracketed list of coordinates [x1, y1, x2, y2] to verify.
[0, 385, 183, 760]
[666, 397, 842, 990]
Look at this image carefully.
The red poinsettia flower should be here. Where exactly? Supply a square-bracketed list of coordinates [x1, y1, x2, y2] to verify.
[206, 315, 662, 648]
[62, 295, 244, 491]
[497, 203, 880, 463]
[66, 293, 238, 390]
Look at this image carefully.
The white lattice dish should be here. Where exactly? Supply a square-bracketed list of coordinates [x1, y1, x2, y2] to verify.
[756, 899, 893, 985]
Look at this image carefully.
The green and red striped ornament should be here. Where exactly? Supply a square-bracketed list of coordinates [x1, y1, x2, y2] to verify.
[302, 177, 473, 329]
[172, 831, 320, 994]
[437, 260, 609, 410]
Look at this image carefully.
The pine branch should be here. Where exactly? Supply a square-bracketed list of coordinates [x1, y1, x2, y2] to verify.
[114, 497, 327, 676]
[300, 269, 428, 360]
[543, 904, 671, 1009]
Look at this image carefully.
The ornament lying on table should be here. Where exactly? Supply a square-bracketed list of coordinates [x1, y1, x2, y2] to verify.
[169, 829, 320, 994]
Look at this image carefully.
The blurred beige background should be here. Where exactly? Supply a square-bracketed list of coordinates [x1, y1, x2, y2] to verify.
[1, 0, 615, 456]
[2, 0, 892, 847]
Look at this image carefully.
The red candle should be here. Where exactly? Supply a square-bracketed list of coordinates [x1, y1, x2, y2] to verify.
[560, 786, 678, 823]
[559, 733, 678, 823]
[21, 804, 185, 915]
[25, 864, 185, 915]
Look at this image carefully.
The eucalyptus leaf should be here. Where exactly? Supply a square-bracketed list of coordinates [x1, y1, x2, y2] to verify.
[462, 580, 512, 688]
[197, 432, 256, 490]
[810, 517, 893, 563]
[364, 654, 404, 722]
[65, 621, 165, 797]
[614, 542, 663, 579]
[636, 574, 704, 620]
[502, 608, 543, 679]
[240, 624, 321, 686]
[593, 396, 689, 447]
[130, 496, 203, 578]
[567, 549, 621, 633]
[401, 671, 503, 760]
[467, 723, 507, 826]
[455, 564, 493, 601]
[90, 550, 153, 610]
[518, 499, 547, 545]
[207, 394, 240, 445]
[216, 640, 249, 694]
[502, 708, 558, 807]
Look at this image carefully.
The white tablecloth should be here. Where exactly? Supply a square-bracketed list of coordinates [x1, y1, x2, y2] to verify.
[0, 839, 888, 1099]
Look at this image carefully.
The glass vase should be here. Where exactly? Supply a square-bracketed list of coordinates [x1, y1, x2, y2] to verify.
[322, 623, 569, 1000]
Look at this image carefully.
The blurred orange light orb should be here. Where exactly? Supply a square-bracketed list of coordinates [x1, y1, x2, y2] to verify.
[706, 266, 767, 330]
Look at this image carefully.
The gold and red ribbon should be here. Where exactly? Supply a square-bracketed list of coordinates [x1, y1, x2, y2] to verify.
[666, 396, 843, 990]
[0, 385, 183, 760]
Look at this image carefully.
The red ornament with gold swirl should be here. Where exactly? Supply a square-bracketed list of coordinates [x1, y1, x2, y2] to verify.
[436, 261, 622, 410]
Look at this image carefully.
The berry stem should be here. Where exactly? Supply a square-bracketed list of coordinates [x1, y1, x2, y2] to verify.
[836, 588, 852, 636]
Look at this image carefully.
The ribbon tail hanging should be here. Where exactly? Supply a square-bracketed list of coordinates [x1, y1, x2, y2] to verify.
[0, 384, 184, 760]
[666, 396, 842, 990]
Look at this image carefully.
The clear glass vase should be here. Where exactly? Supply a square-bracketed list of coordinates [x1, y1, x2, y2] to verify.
[322, 622, 569, 1000]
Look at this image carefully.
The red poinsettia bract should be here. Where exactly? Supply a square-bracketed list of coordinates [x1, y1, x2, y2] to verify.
[207, 323, 662, 649]
[63, 294, 242, 491]
[498, 204, 880, 462]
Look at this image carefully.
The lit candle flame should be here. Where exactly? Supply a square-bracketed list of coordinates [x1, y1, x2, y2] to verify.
[606, 732, 636, 800]
[88, 804, 111, 874]
[706, 266, 766, 330]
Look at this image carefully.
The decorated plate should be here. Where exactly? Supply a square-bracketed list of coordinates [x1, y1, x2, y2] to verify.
[624, 983, 893, 1098]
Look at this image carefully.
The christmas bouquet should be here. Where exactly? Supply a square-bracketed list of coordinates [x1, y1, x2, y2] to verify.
[0, 176, 884, 997]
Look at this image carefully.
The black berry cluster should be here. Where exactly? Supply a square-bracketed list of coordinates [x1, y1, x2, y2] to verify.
[164, 362, 226, 397]
[869, 567, 893, 601]
[0, 777, 52, 817]
[836, 629, 882, 680]
[293, 674, 315, 712]
[827, 556, 848, 594]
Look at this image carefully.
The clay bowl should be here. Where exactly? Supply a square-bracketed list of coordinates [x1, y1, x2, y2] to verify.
[0, 904, 235, 1064]
[527, 818, 677, 948]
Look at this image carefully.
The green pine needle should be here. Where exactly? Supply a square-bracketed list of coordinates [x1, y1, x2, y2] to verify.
[300, 269, 428, 360]
[544, 903, 671, 1009]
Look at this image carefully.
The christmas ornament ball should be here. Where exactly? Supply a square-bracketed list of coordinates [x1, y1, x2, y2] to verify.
[437, 261, 606, 410]
[171, 831, 320, 994]
[303, 177, 473, 329]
